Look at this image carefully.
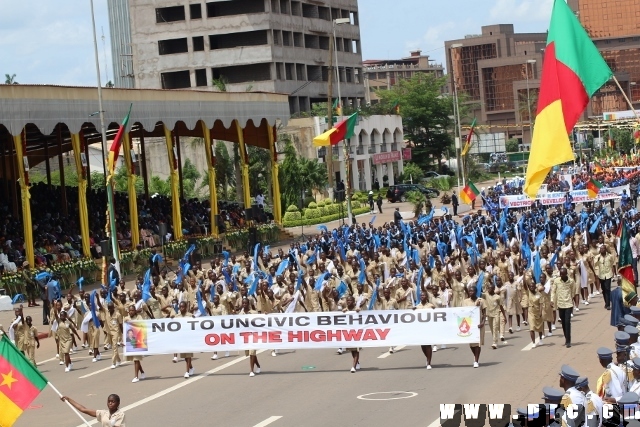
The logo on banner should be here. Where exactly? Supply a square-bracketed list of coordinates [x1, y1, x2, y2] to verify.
[457, 316, 473, 337]
[126, 322, 149, 352]
[500, 197, 508, 207]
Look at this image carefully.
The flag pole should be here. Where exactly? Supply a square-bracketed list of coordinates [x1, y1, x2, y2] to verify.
[47, 383, 93, 427]
[90, 0, 121, 275]
[612, 76, 640, 121]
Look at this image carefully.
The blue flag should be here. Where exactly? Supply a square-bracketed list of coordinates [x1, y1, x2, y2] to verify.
[368, 278, 380, 311]
[90, 290, 101, 327]
[196, 288, 207, 316]
[276, 259, 289, 276]
[142, 269, 152, 302]
[337, 281, 349, 298]
[476, 272, 485, 298]
[533, 251, 542, 283]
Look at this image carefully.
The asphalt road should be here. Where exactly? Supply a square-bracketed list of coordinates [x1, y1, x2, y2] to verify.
[15, 289, 613, 427]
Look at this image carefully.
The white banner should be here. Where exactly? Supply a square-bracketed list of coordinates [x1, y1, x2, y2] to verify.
[123, 307, 481, 356]
[498, 185, 628, 209]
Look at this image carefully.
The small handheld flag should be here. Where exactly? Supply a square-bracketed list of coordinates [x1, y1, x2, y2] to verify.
[459, 182, 480, 205]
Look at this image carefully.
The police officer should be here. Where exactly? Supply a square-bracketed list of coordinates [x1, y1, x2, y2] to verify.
[575, 376, 602, 427]
[559, 365, 585, 425]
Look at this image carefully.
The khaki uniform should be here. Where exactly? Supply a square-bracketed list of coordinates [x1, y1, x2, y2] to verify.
[483, 293, 503, 345]
[95, 409, 125, 427]
[23, 325, 38, 365]
[551, 277, 575, 309]
[173, 312, 194, 358]
[103, 309, 123, 365]
[462, 297, 486, 347]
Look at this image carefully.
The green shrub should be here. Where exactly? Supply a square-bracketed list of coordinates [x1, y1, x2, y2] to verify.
[307, 201, 318, 209]
[283, 206, 369, 227]
[351, 193, 360, 201]
[286, 205, 299, 213]
[324, 199, 333, 206]
[303, 196, 315, 207]
[352, 201, 361, 209]
[326, 204, 339, 215]
[316, 206, 326, 217]
[317, 199, 326, 207]
[304, 208, 321, 219]
[283, 211, 302, 222]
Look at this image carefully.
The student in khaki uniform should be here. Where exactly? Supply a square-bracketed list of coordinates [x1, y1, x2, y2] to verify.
[61, 394, 125, 427]
[204, 292, 230, 360]
[551, 267, 575, 348]
[124, 305, 146, 383]
[23, 316, 39, 365]
[343, 296, 362, 373]
[414, 292, 435, 369]
[594, 245, 615, 310]
[239, 298, 261, 377]
[527, 280, 545, 348]
[96, 298, 123, 369]
[53, 309, 81, 372]
[173, 301, 195, 378]
[483, 281, 506, 350]
[462, 284, 486, 368]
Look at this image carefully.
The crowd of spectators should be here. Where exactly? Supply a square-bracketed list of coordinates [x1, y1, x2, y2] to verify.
[0, 182, 272, 272]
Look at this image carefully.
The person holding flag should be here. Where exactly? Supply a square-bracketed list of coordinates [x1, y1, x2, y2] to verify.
[344, 295, 361, 373]
[60, 394, 125, 427]
[462, 283, 486, 368]
[172, 301, 195, 378]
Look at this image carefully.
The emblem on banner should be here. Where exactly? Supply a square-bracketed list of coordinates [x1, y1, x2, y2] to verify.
[457, 316, 472, 337]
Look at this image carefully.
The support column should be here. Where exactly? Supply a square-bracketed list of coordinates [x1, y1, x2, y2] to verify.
[71, 133, 91, 258]
[57, 127, 68, 216]
[84, 139, 91, 190]
[202, 122, 218, 237]
[13, 131, 34, 267]
[122, 132, 140, 248]
[9, 141, 18, 218]
[44, 139, 52, 190]
[139, 133, 149, 200]
[376, 163, 384, 187]
[364, 158, 372, 191]
[1, 140, 7, 201]
[164, 125, 183, 240]
[268, 124, 282, 224]
[235, 120, 252, 211]
[388, 163, 395, 186]
[351, 157, 359, 191]
[175, 134, 184, 201]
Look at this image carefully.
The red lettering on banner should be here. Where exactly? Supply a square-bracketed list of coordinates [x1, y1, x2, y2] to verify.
[240, 332, 251, 343]
[342, 329, 364, 341]
[310, 330, 325, 342]
[269, 332, 282, 343]
[288, 331, 304, 342]
[326, 329, 340, 341]
[204, 333, 235, 346]
[362, 330, 377, 340]
[376, 329, 390, 340]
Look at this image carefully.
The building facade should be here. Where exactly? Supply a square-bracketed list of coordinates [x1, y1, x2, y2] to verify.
[445, 24, 546, 150]
[107, 0, 365, 114]
[281, 115, 405, 192]
[363, 50, 445, 104]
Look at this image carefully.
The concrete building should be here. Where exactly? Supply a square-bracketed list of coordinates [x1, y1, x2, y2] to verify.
[363, 50, 445, 104]
[107, 0, 365, 114]
[445, 24, 546, 150]
[281, 115, 406, 192]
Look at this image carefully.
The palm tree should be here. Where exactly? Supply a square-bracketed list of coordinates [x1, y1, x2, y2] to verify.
[4, 74, 17, 84]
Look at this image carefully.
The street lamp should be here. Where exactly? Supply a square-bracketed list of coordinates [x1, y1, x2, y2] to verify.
[450, 43, 465, 188]
[525, 59, 537, 145]
[333, 17, 354, 225]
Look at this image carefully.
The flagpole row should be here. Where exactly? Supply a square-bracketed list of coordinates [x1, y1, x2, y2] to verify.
[612, 76, 640, 121]
[47, 382, 93, 427]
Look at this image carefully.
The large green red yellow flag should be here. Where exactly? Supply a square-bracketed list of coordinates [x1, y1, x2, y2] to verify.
[0, 334, 48, 426]
[461, 118, 477, 156]
[313, 112, 358, 147]
[524, 0, 612, 198]
[107, 103, 132, 180]
[459, 181, 480, 205]
[617, 221, 636, 303]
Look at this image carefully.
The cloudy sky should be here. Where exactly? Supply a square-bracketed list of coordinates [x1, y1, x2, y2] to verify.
[0, 0, 553, 86]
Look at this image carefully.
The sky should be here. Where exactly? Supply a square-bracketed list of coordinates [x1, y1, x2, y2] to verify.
[0, 0, 554, 86]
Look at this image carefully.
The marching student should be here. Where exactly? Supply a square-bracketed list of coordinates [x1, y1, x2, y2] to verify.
[414, 292, 435, 369]
[527, 279, 545, 348]
[23, 316, 39, 365]
[172, 301, 195, 378]
[483, 280, 506, 350]
[124, 305, 147, 383]
[96, 297, 123, 369]
[462, 284, 486, 368]
[61, 394, 125, 427]
[343, 295, 361, 373]
[52, 308, 81, 372]
[239, 298, 262, 377]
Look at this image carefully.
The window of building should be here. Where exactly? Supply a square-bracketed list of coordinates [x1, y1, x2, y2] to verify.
[161, 70, 190, 89]
[282, 31, 292, 46]
[158, 38, 188, 55]
[270, 0, 279, 13]
[280, 0, 290, 14]
[307, 65, 322, 82]
[156, 6, 185, 23]
[318, 6, 330, 21]
[273, 30, 282, 46]
[189, 4, 202, 19]
[285, 63, 295, 80]
[206, 0, 264, 18]
[319, 36, 329, 50]
[195, 69, 207, 87]
[304, 34, 319, 49]
[193, 36, 205, 51]
[302, 3, 318, 19]
[296, 64, 306, 80]
[293, 32, 303, 47]
[212, 63, 272, 84]
[452, 43, 498, 101]
[209, 30, 268, 50]
[350, 11, 358, 25]
[291, 1, 301, 16]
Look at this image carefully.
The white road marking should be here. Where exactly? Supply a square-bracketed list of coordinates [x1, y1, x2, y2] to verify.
[377, 345, 406, 358]
[357, 391, 418, 401]
[252, 416, 283, 427]
[426, 418, 441, 427]
[521, 342, 534, 351]
[74, 350, 267, 427]
[79, 362, 129, 379]
[38, 355, 92, 365]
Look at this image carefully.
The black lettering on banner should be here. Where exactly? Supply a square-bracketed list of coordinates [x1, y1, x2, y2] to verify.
[236, 318, 249, 328]
[317, 316, 331, 326]
[334, 315, 346, 325]
[416, 312, 431, 322]
[167, 322, 181, 332]
[221, 319, 234, 329]
[251, 318, 265, 328]
[274, 317, 287, 327]
[379, 314, 392, 324]
[364, 315, 378, 325]
[434, 312, 446, 322]
[151, 323, 165, 332]
[187, 320, 198, 330]
[349, 315, 362, 325]
[295, 316, 310, 327]
[400, 313, 415, 323]
[200, 320, 215, 330]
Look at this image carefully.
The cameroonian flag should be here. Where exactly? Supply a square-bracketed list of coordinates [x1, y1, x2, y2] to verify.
[313, 112, 358, 147]
[0, 335, 48, 426]
[107, 103, 132, 179]
[618, 221, 636, 303]
[461, 118, 477, 156]
[586, 177, 603, 199]
[459, 181, 480, 205]
[523, 0, 613, 198]
[594, 160, 604, 173]
[332, 98, 342, 116]
[634, 129, 640, 144]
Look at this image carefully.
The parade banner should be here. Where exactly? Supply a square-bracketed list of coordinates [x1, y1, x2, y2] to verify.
[123, 307, 481, 356]
[499, 185, 628, 209]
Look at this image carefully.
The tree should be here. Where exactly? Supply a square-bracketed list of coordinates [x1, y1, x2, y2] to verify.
[278, 141, 328, 210]
[248, 145, 271, 197]
[611, 128, 634, 154]
[213, 141, 235, 200]
[399, 162, 424, 183]
[506, 138, 520, 153]
[105, 81, 115, 88]
[376, 74, 453, 171]
[4, 74, 17, 84]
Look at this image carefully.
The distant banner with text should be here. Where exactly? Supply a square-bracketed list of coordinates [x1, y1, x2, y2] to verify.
[123, 307, 481, 356]
[499, 185, 627, 209]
